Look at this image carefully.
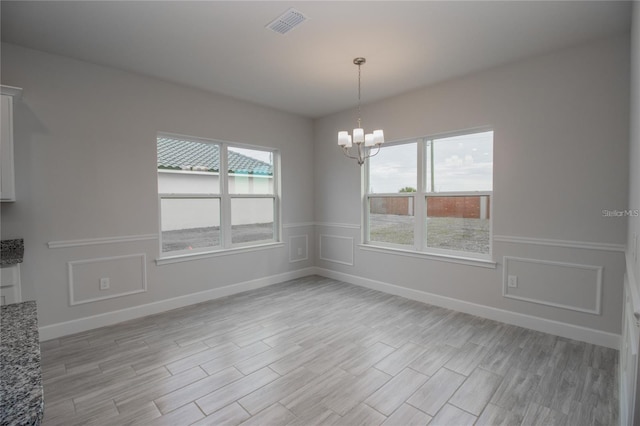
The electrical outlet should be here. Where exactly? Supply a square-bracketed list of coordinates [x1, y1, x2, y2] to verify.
[507, 275, 518, 288]
[99, 277, 110, 291]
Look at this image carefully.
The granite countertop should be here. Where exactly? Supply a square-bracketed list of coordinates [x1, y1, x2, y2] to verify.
[0, 239, 24, 266]
[0, 301, 43, 426]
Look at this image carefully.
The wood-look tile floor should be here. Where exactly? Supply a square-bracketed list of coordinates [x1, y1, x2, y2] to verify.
[40, 276, 618, 426]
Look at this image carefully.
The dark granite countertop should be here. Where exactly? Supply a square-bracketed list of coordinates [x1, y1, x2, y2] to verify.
[1, 301, 43, 426]
[0, 239, 24, 266]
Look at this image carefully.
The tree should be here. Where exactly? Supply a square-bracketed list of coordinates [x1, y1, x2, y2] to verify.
[399, 186, 417, 193]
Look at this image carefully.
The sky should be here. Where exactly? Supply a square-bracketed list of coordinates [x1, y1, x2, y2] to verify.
[368, 131, 493, 193]
[229, 146, 274, 165]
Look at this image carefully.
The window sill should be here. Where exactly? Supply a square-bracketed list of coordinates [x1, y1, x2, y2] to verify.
[156, 242, 284, 265]
[358, 244, 497, 269]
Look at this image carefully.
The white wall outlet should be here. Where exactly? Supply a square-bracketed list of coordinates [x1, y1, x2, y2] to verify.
[507, 275, 518, 288]
[99, 277, 110, 291]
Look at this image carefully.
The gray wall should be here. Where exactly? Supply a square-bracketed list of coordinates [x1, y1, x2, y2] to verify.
[0, 32, 631, 338]
[0, 43, 315, 327]
[630, 0, 640, 295]
[314, 34, 629, 334]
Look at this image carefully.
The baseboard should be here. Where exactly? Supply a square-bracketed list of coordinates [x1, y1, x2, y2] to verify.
[39, 267, 315, 341]
[312, 267, 620, 349]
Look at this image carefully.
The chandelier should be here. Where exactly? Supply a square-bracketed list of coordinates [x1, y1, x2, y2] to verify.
[338, 57, 384, 166]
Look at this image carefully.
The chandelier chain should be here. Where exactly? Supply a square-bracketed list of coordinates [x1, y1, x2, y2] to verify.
[357, 62, 362, 128]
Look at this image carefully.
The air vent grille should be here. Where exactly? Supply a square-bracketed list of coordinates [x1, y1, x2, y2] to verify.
[266, 8, 307, 35]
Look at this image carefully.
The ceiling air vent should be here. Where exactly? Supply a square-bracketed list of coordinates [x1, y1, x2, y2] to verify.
[266, 8, 307, 35]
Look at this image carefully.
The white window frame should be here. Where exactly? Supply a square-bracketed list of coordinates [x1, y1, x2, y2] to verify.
[157, 133, 281, 262]
[363, 128, 494, 263]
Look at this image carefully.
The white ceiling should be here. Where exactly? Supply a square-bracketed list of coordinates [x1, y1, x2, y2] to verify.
[0, 1, 632, 118]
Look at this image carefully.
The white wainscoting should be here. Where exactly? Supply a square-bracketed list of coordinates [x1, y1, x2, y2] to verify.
[41, 267, 315, 341]
[68, 253, 147, 305]
[314, 267, 619, 349]
[502, 256, 603, 315]
[319, 234, 354, 266]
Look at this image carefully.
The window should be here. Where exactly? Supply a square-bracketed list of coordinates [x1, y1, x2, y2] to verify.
[366, 129, 493, 259]
[157, 134, 279, 257]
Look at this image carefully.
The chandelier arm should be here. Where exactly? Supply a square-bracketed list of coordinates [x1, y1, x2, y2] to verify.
[341, 146, 368, 166]
[366, 145, 383, 159]
[341, 146, 362, 161]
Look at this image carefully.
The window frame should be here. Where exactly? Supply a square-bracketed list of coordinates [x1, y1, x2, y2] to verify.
[157, 133, 281, 261]
[363, 128, 494, 262]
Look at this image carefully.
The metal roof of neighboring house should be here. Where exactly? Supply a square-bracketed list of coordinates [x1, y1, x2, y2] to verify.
[157, 136, 273, 176]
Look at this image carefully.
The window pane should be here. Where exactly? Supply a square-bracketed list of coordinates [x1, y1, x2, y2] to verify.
[228, 147, 274, 194]
[425, 195, 490, 254]
[427, 131, 493, 192]
[157, 137, 220, 194]
[231, 198, 274, 244]
[369, 196, 415, 246]
[161, 198, 220, 253]
[369, 142, 417, 194]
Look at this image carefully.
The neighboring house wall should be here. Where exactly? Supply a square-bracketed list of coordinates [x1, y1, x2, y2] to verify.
[157, 170, 274, 230]
[0, 42, 315, 329]
[314, 34, 629, 338]
[370, 196, 490, 219]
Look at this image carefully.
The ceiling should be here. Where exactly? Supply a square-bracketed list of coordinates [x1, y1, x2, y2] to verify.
[0, 1, 632, 118]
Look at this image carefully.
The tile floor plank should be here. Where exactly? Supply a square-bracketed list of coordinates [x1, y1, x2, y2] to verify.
[238, 367, 318, 415]
[406, 367, 465, 416]
[381, 403, 432, 426]
[429, 403, 477, 426]
[154, 367, 244, 414]
[365, 368, 429, 416]
[449, 367, 503, 415]
[195, 367, 281, 415]
[190, 403, 250, 426]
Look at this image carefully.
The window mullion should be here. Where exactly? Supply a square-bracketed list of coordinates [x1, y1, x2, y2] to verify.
[220, 144, 231, 249]
[362, 158, 370, 244]
[415, 139, 426, 251]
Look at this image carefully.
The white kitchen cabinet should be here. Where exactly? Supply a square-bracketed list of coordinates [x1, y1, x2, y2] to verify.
[1, 85, 22, 202]
[0, 264, 22, 305]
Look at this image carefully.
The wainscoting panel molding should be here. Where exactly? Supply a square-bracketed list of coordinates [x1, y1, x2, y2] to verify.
[319, 234, 354, 266]
[289, 234, 309, 263]
[68, 253, 147, 306]
[502, 256, 602, 315]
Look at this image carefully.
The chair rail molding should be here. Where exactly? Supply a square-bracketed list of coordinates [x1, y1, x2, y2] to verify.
[48, 234, 158, 249]
[493, 235, 625, 252]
